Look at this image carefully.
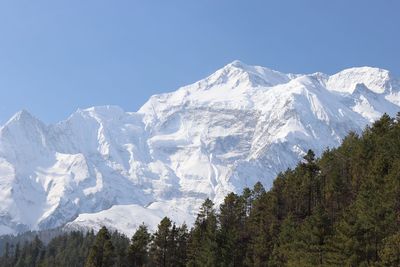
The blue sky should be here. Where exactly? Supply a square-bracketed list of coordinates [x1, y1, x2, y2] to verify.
[0, 0, 399, 123]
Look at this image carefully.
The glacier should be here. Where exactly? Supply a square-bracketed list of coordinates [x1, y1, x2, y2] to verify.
[0, 60, 399, 236]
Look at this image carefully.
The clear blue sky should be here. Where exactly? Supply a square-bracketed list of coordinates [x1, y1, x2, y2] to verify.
[0, 0, 399, 123]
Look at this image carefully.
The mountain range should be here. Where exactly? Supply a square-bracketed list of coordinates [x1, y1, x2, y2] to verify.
[0, 60, 399, 236]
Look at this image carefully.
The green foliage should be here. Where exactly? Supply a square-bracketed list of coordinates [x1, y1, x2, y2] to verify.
[128, 224, 150, 266]
[379, 232, 400, 266]
[217, 192, 247, 266]
[148, 217, 189, 267]
[173, 223, 189, 267]
[85, 227, 116, 267]
[187, 198, 218, 267]
[149, 217, 172, 267]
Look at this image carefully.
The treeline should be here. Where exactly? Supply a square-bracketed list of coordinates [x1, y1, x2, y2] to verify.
[0, 228, 64, 256]
[1, 113, 400, 266]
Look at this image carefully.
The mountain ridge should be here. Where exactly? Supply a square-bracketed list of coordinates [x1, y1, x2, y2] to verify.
[0, 61, 399, 236]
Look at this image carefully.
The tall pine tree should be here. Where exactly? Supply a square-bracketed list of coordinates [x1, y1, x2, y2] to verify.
[85, 227, 116, 267]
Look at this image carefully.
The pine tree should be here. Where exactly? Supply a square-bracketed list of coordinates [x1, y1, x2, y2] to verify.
[128, 224, 151, 267]
[242, 187, 253, 216]
[187, 198, 218, 267]
[85, 226, 116, 267]
[173, 224, 189, 267]
[244, 183, 277, 267]
[327, 178, 396, 266]
[13, 243, 20, 267]
[218, 192, 247, 267]
[284, 207, 332, 266]
[111, 231, 129, 267]
[3, 242, 10, 267]
[379, 232, 400, 266]
[149, 217, 173, 267]
[252, 182, 266, 200]
[302, 149, 320, 217]
[167, 223, 178, 265]
[269, 214, 298, 267]
[31, 235, 44, 266]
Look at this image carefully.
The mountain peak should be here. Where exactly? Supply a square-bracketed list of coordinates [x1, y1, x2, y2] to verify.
[13, 109, 34, 120]
[4, 109, 43, 127]
[209, 60, 292, 88]
[226, 59, 248, 69]
[327, 66, 393, 94]
[84, 105, 124, 113]
[68, 105, 126, 122]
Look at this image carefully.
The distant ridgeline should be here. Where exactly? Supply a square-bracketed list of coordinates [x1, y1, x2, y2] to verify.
[1, 113, 400, 266]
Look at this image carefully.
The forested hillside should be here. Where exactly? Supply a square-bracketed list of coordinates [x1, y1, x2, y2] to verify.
[1, 113, 399, 266]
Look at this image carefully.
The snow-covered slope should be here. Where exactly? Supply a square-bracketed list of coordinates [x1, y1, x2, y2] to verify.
[1, 61, 399, 236]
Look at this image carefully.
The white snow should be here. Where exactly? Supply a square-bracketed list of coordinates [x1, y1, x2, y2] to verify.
[65, 198, 199, 236]
[0, 61, 399, 236]
[326, 67, 391, 94]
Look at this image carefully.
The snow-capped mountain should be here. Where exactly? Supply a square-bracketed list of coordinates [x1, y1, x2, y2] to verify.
[1, 60, 399, 236]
